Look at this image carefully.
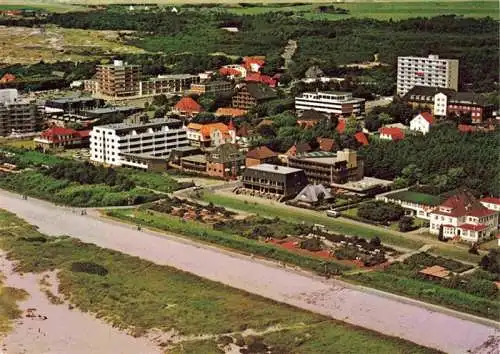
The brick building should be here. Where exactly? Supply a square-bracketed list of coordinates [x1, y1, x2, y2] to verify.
[232, 83, 277, 109]
[96, 60, 141, 97]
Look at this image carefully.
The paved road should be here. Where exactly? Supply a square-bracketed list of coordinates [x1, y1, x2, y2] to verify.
[0, 190, 498, 353]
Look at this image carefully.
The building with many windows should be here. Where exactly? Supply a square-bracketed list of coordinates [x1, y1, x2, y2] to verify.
[189, 80, 233, 96]
[295, 91, 365, 117]
[34, 127, 90, 151]
[89, 118, 188, 168]
[140, 74, 199, 96]
[0, 90, 41, 136]
[232, 83, 277, 109]
[96, 60, 141, 97]
[397, 54, 459, 96]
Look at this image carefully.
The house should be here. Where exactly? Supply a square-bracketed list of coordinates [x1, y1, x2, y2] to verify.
[288, 149, 363, 185]
[219, 65, 246, 79]
[186, 122, 235, 147]
[354, 132, 369, 146]
[376, 190, 443, 220]
[241, 164, 308, 199]
[245, 146, 278, 167]
[429, 190, 498, 243]
[378, 127, 405, 141]
[0, 73, 16, 83]
[316, 137, 336, 152]
[215, 107, 248, 118]
[206, 143, 245, 179]
[286, 142, 312, 157]
[172, 97, 203, 118]
[410, 112, 435, 135]
[295, 91, 365, 117]
[232, 83, 277, 110]
[34, 127, 90, 151]
[242, 56, 266, 73]
[245, 72, 277, 88]
[235, 124, 251, 149]
[480, 197, 500, 212]
[292, 184, 334, 206]
[297, 109, 329, 128]
[336, 119, 346, 134]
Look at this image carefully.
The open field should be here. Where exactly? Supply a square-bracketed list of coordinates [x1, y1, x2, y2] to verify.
[0, 1, 87, 13]
[0, 138, 36, 150]
[0, 25, 144, 64]
[0, 209, 440, 353]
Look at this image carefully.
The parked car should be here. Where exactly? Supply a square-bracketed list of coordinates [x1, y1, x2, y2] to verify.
[326, 210, 340, 218]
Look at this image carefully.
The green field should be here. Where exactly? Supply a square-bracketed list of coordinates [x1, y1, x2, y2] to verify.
[0, 1, 87, 13]
[384, 191, 442, 206]
[0, 209, 439, 353]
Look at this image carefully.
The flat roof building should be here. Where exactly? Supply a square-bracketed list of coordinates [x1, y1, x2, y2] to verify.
[397, 54, 459, 96]
[97, 60, 141, 97]
[241, 163, 308, 199]
[295, 91, 365, 117]
[89, 118, 188, 169]
[140, 74, 200, 96]
[0, 97, 41, 137]
[190, 80, 233, 96]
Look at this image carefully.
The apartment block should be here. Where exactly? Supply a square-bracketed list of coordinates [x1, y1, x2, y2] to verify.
[140, 74, 200, 96]
[190, 80, 233, 96]
[397, 54, 459, 96]
[89, 118, 189, 168]
[0, 89, 40, 136]
[295, 91, 365, 116]
[96, 60, 141, 97]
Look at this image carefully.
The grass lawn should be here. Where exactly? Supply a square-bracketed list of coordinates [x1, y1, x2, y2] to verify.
[225, 1, 499, 20]
[342, 207, 359, 217]
[0, 1, 88, 13]
[0, 139, 36, 150]
[197, 192, 424, 250]
[479, 238, 499, 251]
[0, 282, 28, 335]
[0, 209, 438, 353]
[429, 245, 482, 264]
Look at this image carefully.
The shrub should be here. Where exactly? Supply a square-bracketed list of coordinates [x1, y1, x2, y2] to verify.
[71, 262, 109, 276]
[358, 201, 404, 222]
[300, 237, 322, 252]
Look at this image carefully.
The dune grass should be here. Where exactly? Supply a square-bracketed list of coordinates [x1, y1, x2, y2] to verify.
[0, 209, 439, 353]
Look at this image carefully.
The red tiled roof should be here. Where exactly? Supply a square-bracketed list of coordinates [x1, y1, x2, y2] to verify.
[480, 197, 500, 205]
[76, 130, 90, 138]
[354, 132, 369, 145]
[316, 137, 335, 152]
[219, 67, 242, 77]
[245, 72, 277, 87]
[336, 119, 346, 134]
[0, 73, 16, 83]
[458, 223, 488, 232]
[287, 143, 311, 156]
[379, 127, 405, 141]
[243, 56, 266, 70]
[41, 127, 77, 137]
[436, 190, 496, 218]
[420, 112, 435, 124]
[246, 146, 277, 160]
[215, 107, 247, 118]
[174, 97, 203, 114]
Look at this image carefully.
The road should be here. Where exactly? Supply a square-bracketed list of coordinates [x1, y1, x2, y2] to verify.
[0, 190, 498, 353]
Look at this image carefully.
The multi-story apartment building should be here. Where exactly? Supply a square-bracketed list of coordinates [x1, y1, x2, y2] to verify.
[429, 190, 498, 243]
[96, 60, 141, 97]
[287, 149, 363, 185]
[89, 118, 188, 168]
[189, 80, 233, 96]
[0, 90, 41, 136]
[139, 74, 200, 96]
[294, 91, 365, 116]
[397, 54, 459, 96]
[232, 83, 277, 109]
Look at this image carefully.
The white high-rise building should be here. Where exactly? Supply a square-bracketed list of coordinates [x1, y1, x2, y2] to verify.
[295, 91, 365, 116]
[90, 118, 189, 168]
[397, 54, 459, 96]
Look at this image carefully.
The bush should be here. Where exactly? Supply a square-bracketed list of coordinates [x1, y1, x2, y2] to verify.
[300, 237, 322, 252]
[71, 262, 109, 276]
[358, 201, 404, 222]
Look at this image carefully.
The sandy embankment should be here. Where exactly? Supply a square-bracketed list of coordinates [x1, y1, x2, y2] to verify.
[0, 253, 162, 354]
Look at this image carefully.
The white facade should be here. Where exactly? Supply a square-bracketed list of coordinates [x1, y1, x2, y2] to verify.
[397, 54, 459, 96]
[410, 114, 432, 135]
[90, 118, 188, 168]
[433, 92, 448, 116]
[0, 89, 18, 104]
[480, 199, 500, 212]
[295, 91, 365, 116]
[376, 195, 436, 220]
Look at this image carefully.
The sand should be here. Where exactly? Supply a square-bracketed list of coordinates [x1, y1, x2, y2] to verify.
[0, 253, 161, 354]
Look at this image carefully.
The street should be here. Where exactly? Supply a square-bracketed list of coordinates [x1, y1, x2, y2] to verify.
[0, 190, 498, 353]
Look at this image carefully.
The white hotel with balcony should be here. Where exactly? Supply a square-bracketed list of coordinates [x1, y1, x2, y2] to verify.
[89, 118, 189, 168]
[295, 91, 365, 117]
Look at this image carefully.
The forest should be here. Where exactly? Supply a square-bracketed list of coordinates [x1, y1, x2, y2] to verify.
[359, 124, 500, 195]
[1, 7, 496, 92]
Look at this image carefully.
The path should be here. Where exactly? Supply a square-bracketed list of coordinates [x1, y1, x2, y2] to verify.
[0, 190, 498, 354]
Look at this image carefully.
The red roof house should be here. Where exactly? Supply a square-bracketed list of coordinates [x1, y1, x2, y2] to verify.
[173, 97, 204, 117]
[34, 127, 90, 150]
[316, 137, 336, 152]
[354, 132, 369, 146]
[378, 127, 405, 141]
[0, 73, 16, 83]
[245, 72, 277, 88]
[243, 56, 266, 72]
[336, 119, 346, 134]
[245, 146, 278, 167]
[420, 112, 435, 124]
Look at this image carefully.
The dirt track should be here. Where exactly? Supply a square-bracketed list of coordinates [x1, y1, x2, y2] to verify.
[0, 190, 498, 353]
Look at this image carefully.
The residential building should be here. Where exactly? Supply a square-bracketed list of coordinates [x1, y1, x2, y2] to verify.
[180, 154, 207, 174]
[242, 164, 308, 199]
[0, 73, 15, 83]
[354, 132, 369, 146]
[396, 54, 459, 96]
[292, 184, 334, 207]
[286, 143, 311, 157]
[172, 96, 203, 118]
[403, 86, 494, 123]
[376, 190, 443, 220]
[89, 118, 188, 168]
[480, 197, 500, 212]
[288, 149, 363, 185]
[297, 109, 329, 128]
[295, 91, 365, 116]
[189, 80, 233, 96]
[206, 143, 245, 179]
[186, 122, 235, 148]
[243, 56, 266, 73]
[219, 65, 246, 79]
[245, 146, 278, 167]
[44, 97, 105, 115]
[244, 72, 278, 88]
[34, 127, 90, 151]
[409, 112, 435, 135]
[96, 60, 141, 97]
[0, 94, 41, 136]
[140, 74, 199, 96]
[316, 137, 336, 152]
[232, 83, 277, 109]
[83, 79, 99, 95]
[378, 127, 405, 141]
[429, 190, 498, 243]
[215, 107, 248, 118]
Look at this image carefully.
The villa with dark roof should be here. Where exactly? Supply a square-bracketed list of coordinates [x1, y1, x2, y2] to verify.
[232, 82, 277, 109]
